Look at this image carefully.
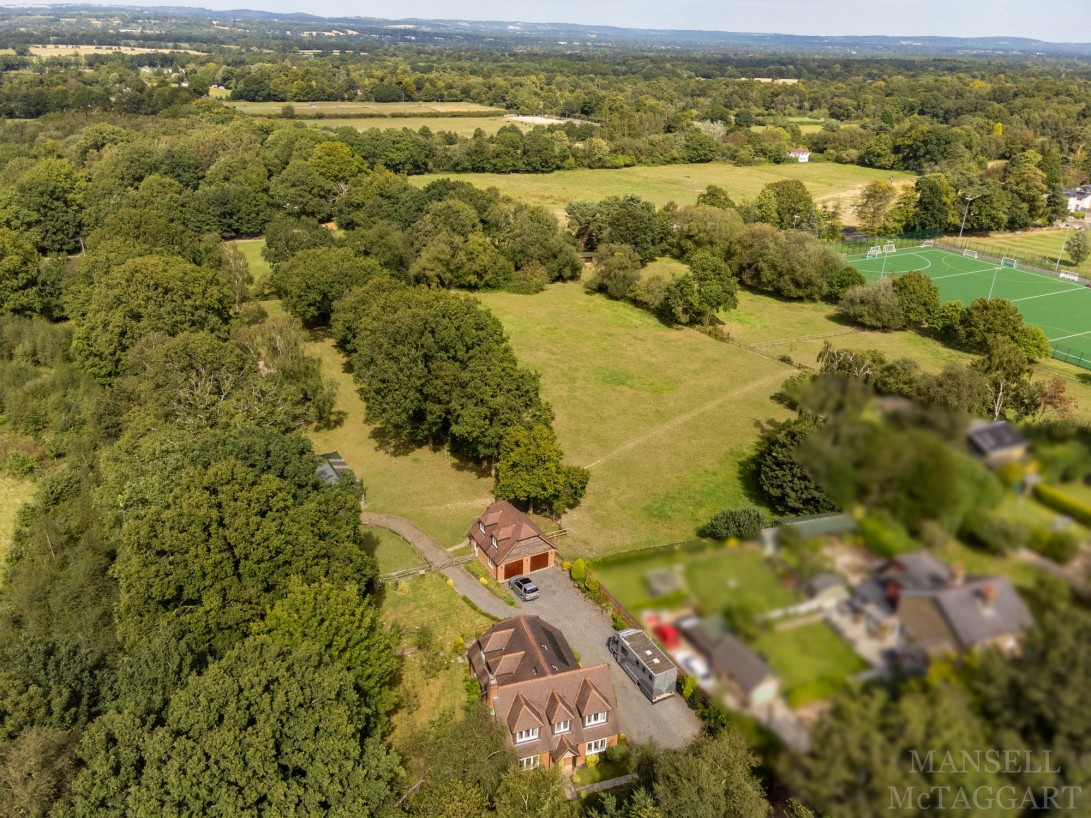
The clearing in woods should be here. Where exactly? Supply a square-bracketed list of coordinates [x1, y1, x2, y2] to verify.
[222, 100, 505, 117]
[412, 162, 916, 221]
[306, 116, 522, 137]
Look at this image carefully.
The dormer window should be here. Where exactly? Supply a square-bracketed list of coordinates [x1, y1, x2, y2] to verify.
[514, 727, 539, 744]
[490, 535, 498, 549]
[479, 521, 485, 535]
[554, 720, 570, 735]
[584, 711, 606, 727]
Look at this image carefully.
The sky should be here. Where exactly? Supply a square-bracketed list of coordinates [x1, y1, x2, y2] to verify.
[52, 0, 1089, 42]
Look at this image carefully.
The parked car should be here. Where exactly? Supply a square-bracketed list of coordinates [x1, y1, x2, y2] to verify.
[508, 576, 540, 601]
[672, 649, 713, 686]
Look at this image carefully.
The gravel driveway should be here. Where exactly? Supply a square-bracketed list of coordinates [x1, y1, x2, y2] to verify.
[517, 566, 701, 750]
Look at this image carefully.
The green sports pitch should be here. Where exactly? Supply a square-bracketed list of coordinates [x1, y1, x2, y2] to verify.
[849, 245, 1091, 366]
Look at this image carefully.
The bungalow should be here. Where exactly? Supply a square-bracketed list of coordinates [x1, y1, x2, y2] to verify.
[851, 551, 1033, 656]
[967, 420, 1028, 468]
[788, 147, 810, 162]
[677, 614, 780, 708]
[469, 500, 558, 581]
[468, 616, 619, 772]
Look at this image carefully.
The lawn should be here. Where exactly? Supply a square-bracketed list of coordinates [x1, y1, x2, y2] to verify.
[753, 621, 867, 707]
[933, 540, 1046, 593]
[231, 238, 272, 287]
[413, 162, 915, 219]
[223, 100, 504, 117]
[0, 474, 34, 576]
[477, 283, 794, 555]
[308, 116, 520, 137]
[592, 544, 797, 614]
[572, 758, 632, 787]
[365, 525, 427, 576]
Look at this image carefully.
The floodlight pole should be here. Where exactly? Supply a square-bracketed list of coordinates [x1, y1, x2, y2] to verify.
[1055, 224, 1073, 272]
[957, 196, 974, 245]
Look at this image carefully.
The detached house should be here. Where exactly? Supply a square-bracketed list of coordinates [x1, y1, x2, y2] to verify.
[469, 500, 558, 581]
[468, 616, 619, 772]
[788, 147, 810, 162]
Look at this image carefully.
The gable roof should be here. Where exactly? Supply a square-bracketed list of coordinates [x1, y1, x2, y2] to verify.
[879, 550, 951, 592]
[677, 615, 776, 693]
[468, 500, 557, 565]
[315, 451, 352, 484]
[967, 421, 1027, 457]
[575, 678, 613, 716]
[898, 577, 1034, 652]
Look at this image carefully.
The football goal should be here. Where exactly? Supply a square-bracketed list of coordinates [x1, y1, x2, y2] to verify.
[883, 241, 897, 254]
[1000, 257, 1018, 269]
[920, 239, 935, 247]
[866, 246, 882, 259]
[962, 249, 979, 259]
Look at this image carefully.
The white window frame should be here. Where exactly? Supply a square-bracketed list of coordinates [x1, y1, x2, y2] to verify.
[479, 521, 486, 535]
[554, 720, 570, 735]
[487, 557, 495, 569]
[584, 711, 607, 727]
[490, 535, 498, 549]
[518, 755, 540, 771]
[585, 738, 607, 755]
[514, 727, 539, 744]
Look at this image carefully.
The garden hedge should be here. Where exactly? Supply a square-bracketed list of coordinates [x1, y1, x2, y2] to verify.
[1033, 483, 1091, 528]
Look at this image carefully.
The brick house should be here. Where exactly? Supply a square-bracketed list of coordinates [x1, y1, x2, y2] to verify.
[467, 616, 619, 773]
[468, 500, 558, 581]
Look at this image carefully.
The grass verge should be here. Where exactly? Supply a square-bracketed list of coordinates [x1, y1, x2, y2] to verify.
[464, 559, 517, 606]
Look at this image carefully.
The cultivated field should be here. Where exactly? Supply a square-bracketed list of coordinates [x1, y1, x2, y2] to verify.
[223, 99, 505, 117]
[308, 116, 521, 137]
[30, 44, 203, 56]
[413, 162, 915, 219]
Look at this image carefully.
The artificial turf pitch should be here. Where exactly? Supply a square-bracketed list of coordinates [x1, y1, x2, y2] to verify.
[849, 246, 1091, 366]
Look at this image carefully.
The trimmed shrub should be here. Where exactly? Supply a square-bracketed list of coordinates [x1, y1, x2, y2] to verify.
[698, 506, 767, 540]
[584, 575, 600, 593]
[1029, 526, 1080, 564]
[1034, 483, 1091, 528]
[585, 753, 600, 769]
[859, 512, 917, 557]
[570, 558, 586, 582]
[605, 743, 629, 765]
[960, 511, 1030, 555]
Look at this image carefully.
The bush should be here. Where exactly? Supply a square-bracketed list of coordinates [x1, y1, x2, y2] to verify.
[3, 450, 36, 476]
[562, 560, 572, 572]
[698, 506, 767, 539]
[960, 511, 1030, 554]
[570, 558, 586, 582]
[611, 612, 627, 631]
[680, 674, 699, 702]
[994, 460, 1027, 489]
[604, 743, 630, 765]
[859, 512, 917, 557]
[585, 753, 600, 769]
[1034, 483, 1091, 528]
[1029, 526, 1080, 564]
[584, 575, 600, 593]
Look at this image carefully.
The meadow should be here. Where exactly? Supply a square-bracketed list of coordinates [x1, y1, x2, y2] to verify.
[29, 44, 203, 55]
[0, 474, 34, 578]
[413, 162, 915, 219]
[222, 99, 504, 117]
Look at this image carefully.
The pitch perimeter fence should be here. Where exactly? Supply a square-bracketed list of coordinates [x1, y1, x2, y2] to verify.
[832, 232, 1091, 372]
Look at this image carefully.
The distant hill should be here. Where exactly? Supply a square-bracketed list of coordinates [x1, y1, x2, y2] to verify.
[3, 4, 1091, 57]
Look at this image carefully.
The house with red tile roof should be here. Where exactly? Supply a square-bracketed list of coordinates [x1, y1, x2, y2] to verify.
[468, 500, 558, 581]
[467, 616, 619, 773]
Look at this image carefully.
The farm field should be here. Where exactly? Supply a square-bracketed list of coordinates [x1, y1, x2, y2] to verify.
[592, 544, 798, 614]
[223, 99, 504, 117]
[30, 44, 203, 55]
[308, 115, 520, 136]
[753, 621, 867, 706]
[851, 245, 1091, 366]
[0, 474, 34, 577]
[413, 162, 915, 219]
[477, 283, 794, 554]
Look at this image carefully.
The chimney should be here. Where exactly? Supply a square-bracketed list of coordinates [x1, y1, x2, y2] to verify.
[979, 583, 997, 610]
[487, 675, 498, 715]
[951, 563, 966, 587]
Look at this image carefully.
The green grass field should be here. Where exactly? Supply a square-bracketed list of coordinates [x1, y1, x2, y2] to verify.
[753, 621, 867, 707]
[477, 283, 794, 554]
[223, 100, 504, 117]
[414, 162, 915, 219]
[230, 238, 273, 287]
[851, 246, 1091, 365]
[308, 116, 521, 136]
[366, 526, 427, 575]
[0, 474, 34, 577]
[592, 545, 797, 614]
[965, 228, 1091, 277]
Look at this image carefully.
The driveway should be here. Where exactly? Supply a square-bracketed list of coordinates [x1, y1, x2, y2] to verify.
[519, 566, 701, 750]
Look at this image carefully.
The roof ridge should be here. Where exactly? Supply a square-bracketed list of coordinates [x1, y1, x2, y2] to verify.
[518, 616, 552, 677]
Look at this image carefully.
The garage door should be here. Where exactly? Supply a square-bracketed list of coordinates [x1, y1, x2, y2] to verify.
[528, 552, 550, 572]
[502, 560, 524, 580]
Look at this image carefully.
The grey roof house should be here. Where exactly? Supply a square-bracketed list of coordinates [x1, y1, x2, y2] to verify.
[677, 614, 779, 708]
[967, 420, 1028, 467]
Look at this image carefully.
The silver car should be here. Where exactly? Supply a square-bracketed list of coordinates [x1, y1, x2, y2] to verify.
[509, 576, 540, 601]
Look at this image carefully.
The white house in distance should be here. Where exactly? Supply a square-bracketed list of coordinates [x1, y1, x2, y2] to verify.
[1064, 185, 1091, 212]
[787, 147, 810, 162]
